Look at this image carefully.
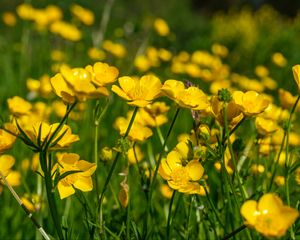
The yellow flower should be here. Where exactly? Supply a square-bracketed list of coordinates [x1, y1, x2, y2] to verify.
[54, 153, 96, 199]
[137, 102, 169, 127]
[7, 96, 32, 117]
[100, 147, 113, 161]
[160, 184, 173, 199]
[232, 91, 269, 116]
[210, 96, 244, 129]
[6, 171, 21, 186]
[158, 142, 205, 195]
[278, 88, 298, 109]
[211, 43, 228, 58]
[112, 75, 162, 107]
[0, 124, 17, 153]
[255, 65, 269, 78]
[87, 48, 106, 61]
[85, 62, 119, 87]
[250, 164, 265, 174]
[2, 12, 17, 26]
[272, 52, 287, 67]
[292, 65, 300, 92]
[127, 146, 144, 164]
[50, 21, 82, 41]
[24, 122, 79, 150]
[51, 65, 109, 103]
[134, 55, 152, 72]
[240, 193, 299, 238]
[102, 40, 127, 58]
[161, 80, 209, 111]
[70, 4, 94, 26]
[0, 155, 15, 177]
[114, 115, 153, 142]
[255, 117, 278, 135]
[153, 18, 170, 36]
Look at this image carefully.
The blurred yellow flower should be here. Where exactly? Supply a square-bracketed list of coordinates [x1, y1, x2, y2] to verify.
[112, 75, 162, 107]
[103, 40, 127, 58]
[0, 124, 17, 153]
[240, 193, 299, 238]
[136, 102, 169, 127]
[50, 21, 82, 41]
[51, 50, 66, 62]
[127, 145, 144, 164]
[292, 64, 300, 92]
[87, 48, 106, 61]
[134, 55, 152, 72]
[278, 88, 298, 110]
[232, 91, 269, 116]
[255, 65, 269, 78]
[255, 116, 278, 135]
[211, 43, 228, 58]
[100, 147, 113, 161]
[0, 155, 15, 177]
[53, 153, 96, 199]
[70, 4, 94, 26]
[153, 18, 170, 36]
[2, 12, 17, 26]
[114, 115, 153, 142]
[160, 184, 174, 199]
[272, 52, 287, 67]
[7, 96, 32, 117]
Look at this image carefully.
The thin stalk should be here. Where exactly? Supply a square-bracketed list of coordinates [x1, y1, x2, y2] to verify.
[185, 196, 193, 240]
[0, 171, 50, 240]
[98, 107, 138, 235]
[40, 152, 64, 240]
[222, 224, 247, 240]
[156, 126, 168, 151]
[223, 104, 247, 200]
[93, 0, 115, 47]
[166, 191, 176, 240]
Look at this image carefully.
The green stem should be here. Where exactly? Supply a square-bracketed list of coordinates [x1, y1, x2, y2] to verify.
[222, 224, 247, 240]
[98, 106, 138, 235]
[40, 152, 64, 240]
[223, 104, 248, 200]
[0, 171, 50, 240]
[166, 191, 176, 240]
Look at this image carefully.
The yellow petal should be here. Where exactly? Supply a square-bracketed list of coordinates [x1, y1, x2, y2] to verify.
[240, 200, 259, 226]
[258, 193, 283, 215]
[186, 160, 204, 181]
[140, 75, 162, 100]
[73, 176, 93, 192]
[118, 76, 136, 94]
[166, 151, 183, 170]
[111, 85, 131, 100]
[57, 181, 75, 199]
[0, 155, 15, 177]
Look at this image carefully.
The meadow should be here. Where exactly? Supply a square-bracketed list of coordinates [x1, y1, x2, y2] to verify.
[0, 1, 300, 239]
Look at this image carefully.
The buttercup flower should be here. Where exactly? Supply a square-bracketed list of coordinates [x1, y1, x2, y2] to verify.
[272, 53, 287, 67]
[70, 4, 94, 26]
[0, 124, 17, 153]
[232, 91, 269, 116]
[158, 141, 205, 195]
[53, 153, 96, 199]
[241, 193, 299, 238]
[153, 18, 170, 36]
[255, 117, 278, 135]
[51, 65, 109, 103]
[0, 155, 15, 177]
[111, 75, 162, 107]
[7, 96, 32, 117]
[85, 62, 119, 87]
[161, 80, 210, 111]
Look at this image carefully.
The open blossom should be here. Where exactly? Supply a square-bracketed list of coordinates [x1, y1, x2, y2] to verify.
[241, 193, 299, 238]
[161, 80, 210, 111]
[158, 141, 206, 195]
[50, 65, 110, 103]
[111, 75, 162, 107]
[232, 91, 269, 116]
[255, 116, 278, 135]
[53, 153, 96, 199]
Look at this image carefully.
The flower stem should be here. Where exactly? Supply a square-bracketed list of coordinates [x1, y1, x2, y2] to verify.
[222, 224, 247, 240]
[0, 171, 50, 240]
[40, 151, 64, 240]
[98, 106, 138, 235]
[166, 191, 176, 240]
